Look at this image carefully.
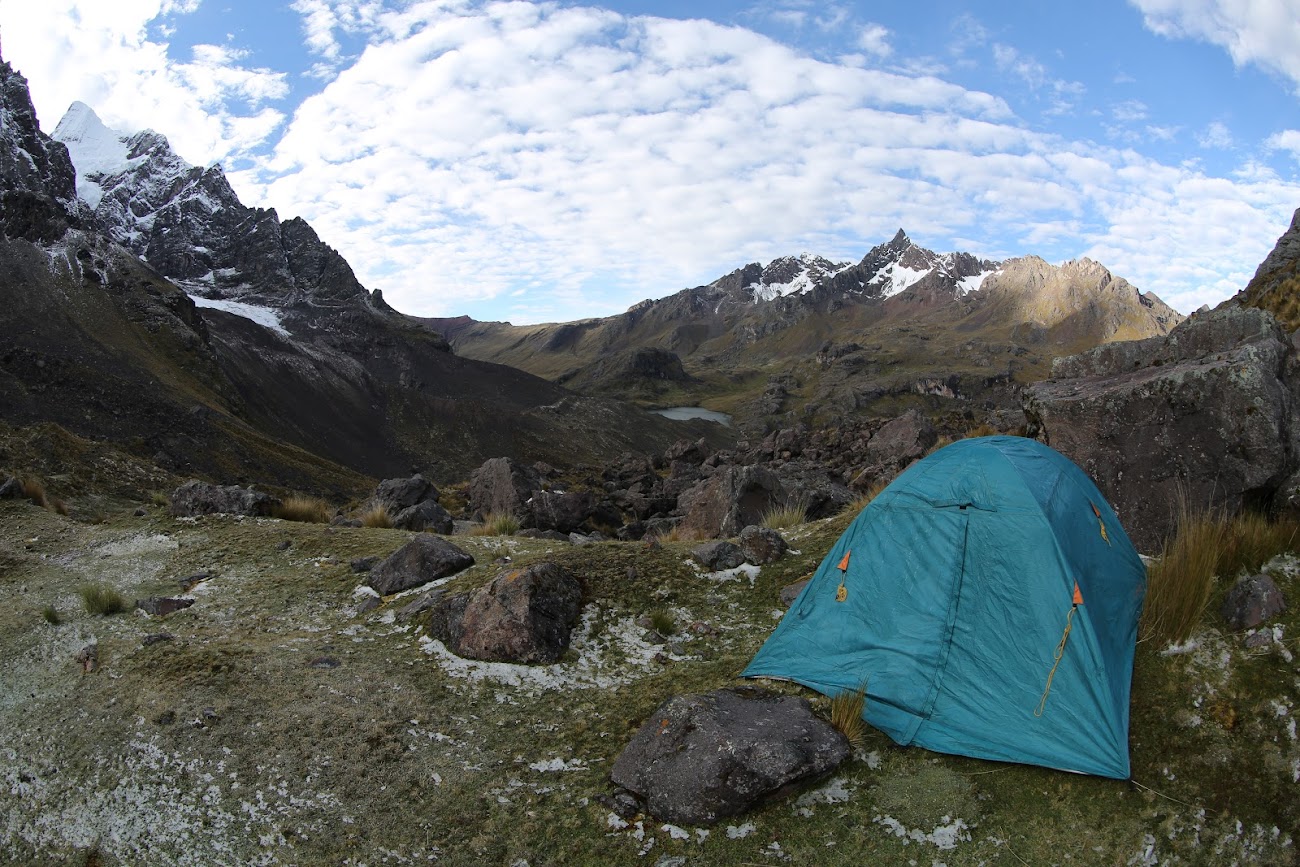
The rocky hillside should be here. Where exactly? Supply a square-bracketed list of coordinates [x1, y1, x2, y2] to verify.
[431, 234, 1183, 433]
[0, 55, 726, 494]
[1231, 206, 1300, 330]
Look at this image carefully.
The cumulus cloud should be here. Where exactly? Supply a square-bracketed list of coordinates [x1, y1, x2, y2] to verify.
[221, 1, 1298, 322]
[857, 23, 892, 57]
[1266, 128, 1300, 159]
[1131, 0, 1300, 92]
[1197, 120, 1235, 148]
[0, 0, 286, 165]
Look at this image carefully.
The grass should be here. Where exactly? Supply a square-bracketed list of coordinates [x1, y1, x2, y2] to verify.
[962, 422, 999, 438]
[652, 523, 704, 543]
[360, 504, 393, 529]
[149, 490, 170, 507]
[78, 583, 128, 616]
[828, 683, 868, 751]
[470, 512, 521, 537]
[40, 604, 60, 625]
[840, 479, 889, 517]
[648, 608, 677, 636]
[18, 477, 48, 508]
[1141, 501, 1300, 646]
[761, 497, 809, 530]
[274, 495, 332, 524]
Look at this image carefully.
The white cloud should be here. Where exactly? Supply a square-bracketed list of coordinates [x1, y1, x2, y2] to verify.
[1197, 120, 1235, 148]
[1112, 99, 1149, 122]
[857, 23, 892, 58]
[1266, 129, 1300, 159]
[224, 1, 1296, 322]
[0, 0, 286, 165]
[1131, 0, 1300, 92]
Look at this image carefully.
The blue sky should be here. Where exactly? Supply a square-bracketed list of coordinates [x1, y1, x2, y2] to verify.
[4, 0, 1299, 323]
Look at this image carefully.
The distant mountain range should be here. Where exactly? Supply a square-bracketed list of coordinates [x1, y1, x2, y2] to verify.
[0, 55, 725, 494]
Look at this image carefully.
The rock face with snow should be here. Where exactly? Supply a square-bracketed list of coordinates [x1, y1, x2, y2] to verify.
[0, 58, 87, 241]
[53, 102, 375, 310]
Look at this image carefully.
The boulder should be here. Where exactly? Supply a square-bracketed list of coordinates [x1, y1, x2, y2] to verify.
[391, 499, 454, 534]
[168, 480, 280, 517]
[779, 577, 811, 607]
[691, 540, 745, 571]
[373, 474, 439, 513]
[866, 408, 937, 467]
[468, 457, 541, 519]
[1221, 573, 1287, 631]
[428, 562, 583, 664]
[367, 535, 474, 596]
[609, 687, 850, 826]
[678, 465, 785, 539]
[530, 490, 596, 533]
[739, 526, 789, 565]
[0, 477, 22, 499]
[1024, 307, 1299, 552]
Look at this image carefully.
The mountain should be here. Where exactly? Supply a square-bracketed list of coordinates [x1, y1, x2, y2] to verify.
[430, 233, 1182, 432]
[0, 59, 726, 496]
[1230, 206, 1300, 330]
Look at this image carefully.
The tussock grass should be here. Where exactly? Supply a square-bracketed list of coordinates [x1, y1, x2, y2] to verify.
[840, 479, 889, 517]
[79, 583, 127, 616]
[40, 604, 60, 625]
[648, 608, 677, 636]
[149, 490, 170, 507]
[19, 477, 48, 508]
[469, 512, 520, 537]
[654, 523, 703, 543]
[1143, 500, 1300, 646]
[829, 683, 868, 751]
[963, 423, 999, 439]
[274, 495, 332, 524]
[360, 504, 393, 529]
[1218, 511, 1300, 580]
[51, 498, 69, 516]
[761, 497, 808, 530]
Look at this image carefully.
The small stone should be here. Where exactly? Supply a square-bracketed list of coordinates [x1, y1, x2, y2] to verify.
[75, 643, 98, 674]
[350, 556, 379, 573]
[1221, 573, 1286, 631]
[654, 652, 670, 665]
[154, 710, 176, 726]
[134, 507, 147, 517]
[635, 614, 655, 629]
[642, 629, 666, 645]
[355, 595, 381, 614]
[309, 656, 341, 669]
[177, 572, 211, 591]
[667, 641, 688, 655]
[687, 620, 716, 636]
[1245, 631, 1273, 649]
[141, 632, 174, 646]
[276, 539, 291, 551]
[136, 597, 195, 617]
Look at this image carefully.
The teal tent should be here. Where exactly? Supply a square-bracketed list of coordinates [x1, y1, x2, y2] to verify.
[743, 436, 1146, 778]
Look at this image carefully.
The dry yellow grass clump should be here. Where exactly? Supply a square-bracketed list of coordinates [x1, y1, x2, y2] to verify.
[274, 495, 332, 524]
[360, 504, 393, 529]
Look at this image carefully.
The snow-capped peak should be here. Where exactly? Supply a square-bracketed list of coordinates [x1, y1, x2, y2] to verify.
[51, 102, 134, 208]
[747, 252, 854, 301]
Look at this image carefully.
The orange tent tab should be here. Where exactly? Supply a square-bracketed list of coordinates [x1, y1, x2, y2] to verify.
[1072, 582, 1084, 605]
[837, 551, 851, 571]
[1089, 501, 1101, 518]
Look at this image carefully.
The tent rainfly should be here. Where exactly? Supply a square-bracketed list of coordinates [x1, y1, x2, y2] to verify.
[743, 436, 1147, 778]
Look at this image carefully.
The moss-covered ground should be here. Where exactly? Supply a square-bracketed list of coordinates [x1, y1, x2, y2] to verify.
[1, 497, 1297, 866]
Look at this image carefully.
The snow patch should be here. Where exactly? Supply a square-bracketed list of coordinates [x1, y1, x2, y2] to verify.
[187, 294, 289, 337]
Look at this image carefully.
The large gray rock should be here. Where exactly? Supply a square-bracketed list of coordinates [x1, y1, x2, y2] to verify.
[691, 540, 745, 571]
[739, 525, 789, 565]
[610, 687, 850, 826]
[391, 499, 454, 534]
[468, 457, 541, 519]
[1221, 573, 1287, 631]
[367, 535, 474, 596]
[1024, 307, 1299, 552]
[428, 562, 583, 664]
[866, 408, 937, 468]
[373, 474, 439, 513]
[168, 480, 280, 517]
[678, 465, 785, 539]
[530, 490, 596, 533]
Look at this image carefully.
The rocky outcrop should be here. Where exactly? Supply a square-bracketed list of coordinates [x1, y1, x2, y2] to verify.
[371, 475, 452, 533]
[0, 55, 85, 241]
[690, 540, 745, 571]
[1233, 207, 1300, 331]
[168, 480, 280, 517]
[609, 687, 849, 825]
[469, 458, 542, 519]
[678, 465, 785, 538]
[1024, 306, 1300, 552]
[427, 562, 583, 664]
[529, 490, 596, 533]
[367, 535, 474, 596]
